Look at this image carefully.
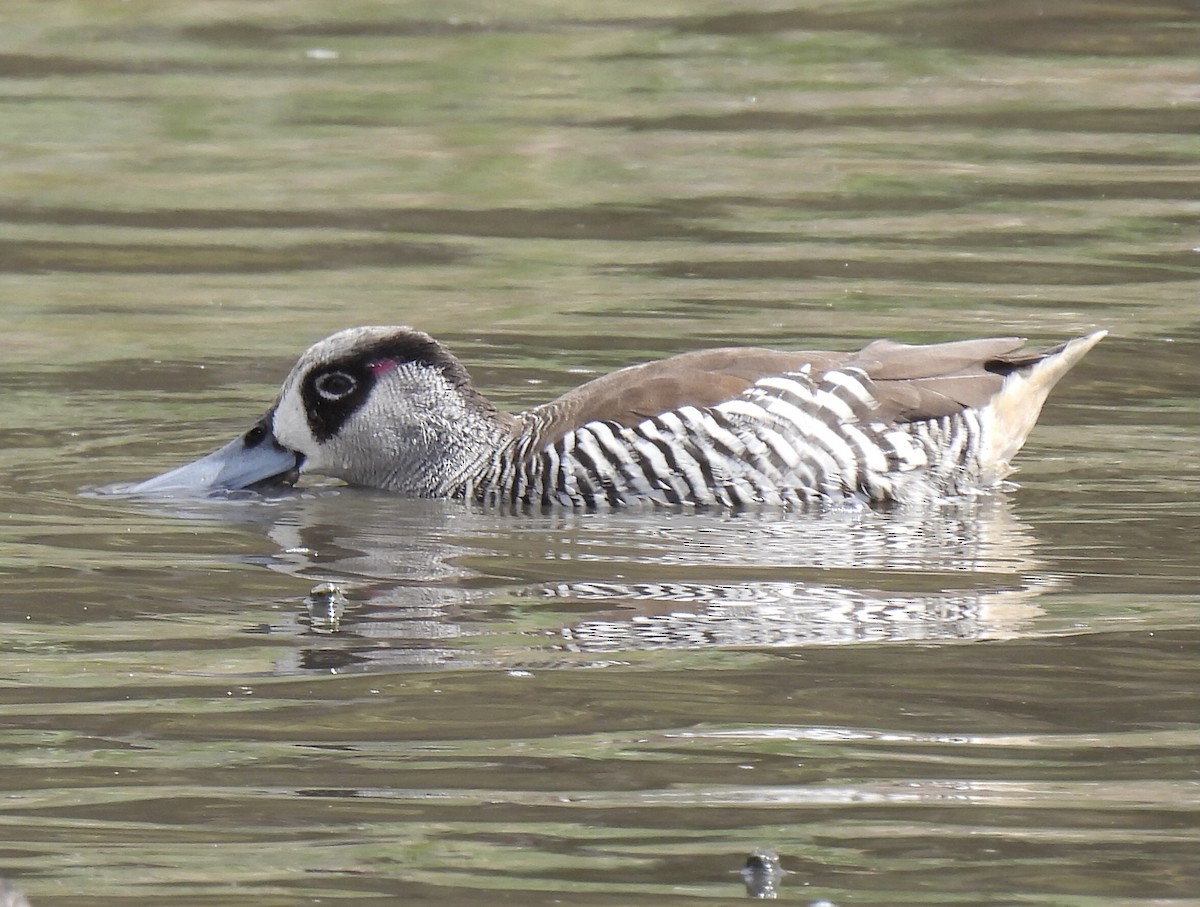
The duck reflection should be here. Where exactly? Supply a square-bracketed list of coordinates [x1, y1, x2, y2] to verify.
[0, 880, 30, 907]
[195, 488, 1060, 674]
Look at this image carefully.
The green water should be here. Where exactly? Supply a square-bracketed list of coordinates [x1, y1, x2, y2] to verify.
[1, 2, 1198, 904]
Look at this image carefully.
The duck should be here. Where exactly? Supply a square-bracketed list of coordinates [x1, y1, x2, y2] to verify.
[126, 326, 1106, 508]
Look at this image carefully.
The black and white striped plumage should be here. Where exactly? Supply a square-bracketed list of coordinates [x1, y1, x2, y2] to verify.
[465, 366, 931, 507]
[128, 326, 1106, 508]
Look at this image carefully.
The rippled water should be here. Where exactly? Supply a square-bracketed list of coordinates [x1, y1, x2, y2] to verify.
[2, 3, 1198, 905]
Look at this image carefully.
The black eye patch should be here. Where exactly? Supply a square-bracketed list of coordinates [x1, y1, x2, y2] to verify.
[297, 331, 473, 444]
[301, 364, 374, 442]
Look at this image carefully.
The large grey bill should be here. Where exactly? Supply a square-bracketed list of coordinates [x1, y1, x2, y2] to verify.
[124, 420, 300, 496]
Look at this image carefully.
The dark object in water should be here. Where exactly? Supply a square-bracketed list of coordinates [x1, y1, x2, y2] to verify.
[741, 849, 785, 898]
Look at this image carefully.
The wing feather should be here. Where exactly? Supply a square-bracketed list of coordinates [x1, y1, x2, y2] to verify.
[528, 337, 1065, 444]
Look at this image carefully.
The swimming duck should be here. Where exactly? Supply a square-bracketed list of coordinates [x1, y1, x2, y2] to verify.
[127, 327, 1105, 508]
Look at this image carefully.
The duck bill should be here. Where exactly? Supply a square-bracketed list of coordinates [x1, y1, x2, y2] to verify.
[126, 415, 301, 496]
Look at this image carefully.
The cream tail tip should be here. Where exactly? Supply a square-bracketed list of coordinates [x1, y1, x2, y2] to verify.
[980, 329, 1106, 484]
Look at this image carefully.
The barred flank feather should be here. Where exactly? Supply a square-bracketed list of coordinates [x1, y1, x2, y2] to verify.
[463, 366, 968, 508]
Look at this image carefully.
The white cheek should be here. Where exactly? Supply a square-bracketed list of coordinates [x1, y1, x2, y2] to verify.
[272, 395, 317, 457]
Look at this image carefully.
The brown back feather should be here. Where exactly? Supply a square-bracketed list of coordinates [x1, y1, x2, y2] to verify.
[530, 336, 1058, 445]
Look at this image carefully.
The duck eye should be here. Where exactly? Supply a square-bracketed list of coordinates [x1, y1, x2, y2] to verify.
[314, 371, 357, 400]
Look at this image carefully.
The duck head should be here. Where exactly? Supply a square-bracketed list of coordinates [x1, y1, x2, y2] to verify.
[125, 326, 507, 497]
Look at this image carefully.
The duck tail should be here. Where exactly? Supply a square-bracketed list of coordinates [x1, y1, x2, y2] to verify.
[978, 330, 1107, 484]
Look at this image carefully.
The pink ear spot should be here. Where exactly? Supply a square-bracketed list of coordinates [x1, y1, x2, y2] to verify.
[368, 358, 399, 376]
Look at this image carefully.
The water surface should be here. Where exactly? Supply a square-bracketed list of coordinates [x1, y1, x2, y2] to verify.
[1, 2, 1198, 904]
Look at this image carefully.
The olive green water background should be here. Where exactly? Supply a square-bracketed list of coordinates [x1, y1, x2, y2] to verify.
[2, 2, 1199, 904]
